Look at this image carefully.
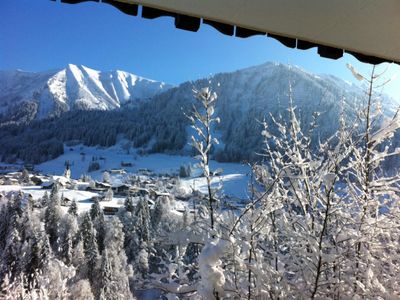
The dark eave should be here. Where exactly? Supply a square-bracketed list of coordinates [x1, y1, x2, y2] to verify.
[52, 0, 400, 65]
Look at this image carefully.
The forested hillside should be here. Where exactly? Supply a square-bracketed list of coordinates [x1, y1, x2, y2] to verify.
[1, 62, 398, 168]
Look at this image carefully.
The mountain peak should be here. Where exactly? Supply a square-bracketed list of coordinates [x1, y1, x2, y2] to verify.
[0, 65, 173, 119]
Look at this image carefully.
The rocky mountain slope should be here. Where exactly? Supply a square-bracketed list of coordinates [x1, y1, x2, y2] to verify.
[0, 62, 398, 166]
[0, 64, 172, 123]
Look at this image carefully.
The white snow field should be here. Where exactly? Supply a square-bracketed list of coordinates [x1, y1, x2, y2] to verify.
[0, 185, 108, 212]
[36, 144, 251, 199]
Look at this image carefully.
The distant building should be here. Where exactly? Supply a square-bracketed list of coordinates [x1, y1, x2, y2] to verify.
[41, 181, 55, 189]
[64, 163, 71, 179]
[112, 183, 131, 195]
[31, 175, 44, 186]
[109, 169, 126, 175]
[95, 181, 111, 189]
[103, 206, 119, 215]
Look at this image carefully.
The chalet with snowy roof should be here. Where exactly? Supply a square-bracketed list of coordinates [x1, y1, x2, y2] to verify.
[109, 169, 126, 175]
[155, 191, 172, 199]
[129, 187, 150, 197]
[41, 181, 55, 190]
[103, 206, 119, 215]
[31, 175, 44, 186]
[61, 195, 73, 206]
[53, 176, 71, 187]
[112, 183, 131, 195]
[4, 177, 20, 186]
[95, 181, 112, 189]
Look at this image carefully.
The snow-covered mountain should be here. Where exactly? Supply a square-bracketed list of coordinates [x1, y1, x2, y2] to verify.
[1, 61, 398, 167]
[138, 62, 398, 161]
[0, 64, 172, 121]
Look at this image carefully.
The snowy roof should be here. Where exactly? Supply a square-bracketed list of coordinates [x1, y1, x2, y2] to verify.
[56, 0, 400, 64]
[53, 176, 71, 185]
[112, 183, 130, 188]
[109, 169, 126, 173]
[41, 181, 54, 187]
[95, 181, 111, 187]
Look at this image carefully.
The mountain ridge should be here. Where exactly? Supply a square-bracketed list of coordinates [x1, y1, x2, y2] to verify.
[0, 62, 398, 169]
[0, 64, 173, 122]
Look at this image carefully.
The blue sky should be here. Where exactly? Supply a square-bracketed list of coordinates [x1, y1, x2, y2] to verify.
[1, 0, 399, 102]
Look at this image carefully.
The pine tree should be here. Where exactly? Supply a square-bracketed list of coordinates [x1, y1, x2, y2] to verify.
[24, 231, 51, 287]
[71, 240, 86, 280]
[68, 199, 78, 217]
[80, 213, 99, 284]
[41, 191, 50, 208]
[94, 212, 106, 255]
[135, 197, 150, 245]
[50, 182, 60, 200]
[58, 214, 78, 265]
[151, 196, 165, 231]
[124, 196, 134, 214]
[102, 171, 111, 183]
[0, 193, 23, 253]
[20, 169, 30, 184]
[70, 279, 95, 300]
[44, 185, 62, 250]
[104, 189, 113, 202]
[0, 227, 22, 283]
[102, 218, 133, 299]
[90, 199, 102, 221]
[98, 249, 114, 300]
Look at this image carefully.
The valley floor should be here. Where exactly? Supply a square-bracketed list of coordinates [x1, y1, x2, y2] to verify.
[0, 143, 251, 214]
[37, 144, 251, 199]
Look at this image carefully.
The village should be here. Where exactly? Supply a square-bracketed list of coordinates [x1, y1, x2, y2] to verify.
[0, 162, 201, 216]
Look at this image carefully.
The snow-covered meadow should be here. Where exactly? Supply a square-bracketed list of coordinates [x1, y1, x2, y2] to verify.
[37, 143, 251, 199]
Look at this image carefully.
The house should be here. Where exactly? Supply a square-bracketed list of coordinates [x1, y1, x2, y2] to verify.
[155, 191, 172, 199]
[129, 187, 150, 197]
[145, 183, 157, 190]
[86, 186, 108, 193]
[103, 206, 119, 216]
[4, 177, 19, 185]
[112, 183, 131, 195]
[31, 175, 44, 186]
[90, 195, 103, 202]
[76, 182, 90, 191]
[61, 196, 72, 206]
[95, 181, 111, 189]
[53, 176, 71, 188]
[109, 169, 126, 175]
[42, 181, 55, 189]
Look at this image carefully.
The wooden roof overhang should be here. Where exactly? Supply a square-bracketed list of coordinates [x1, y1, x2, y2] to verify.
[52, 0, 400, 65]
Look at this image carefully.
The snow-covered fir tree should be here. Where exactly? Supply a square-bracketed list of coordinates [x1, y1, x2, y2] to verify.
[0, 68, 398, 299]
